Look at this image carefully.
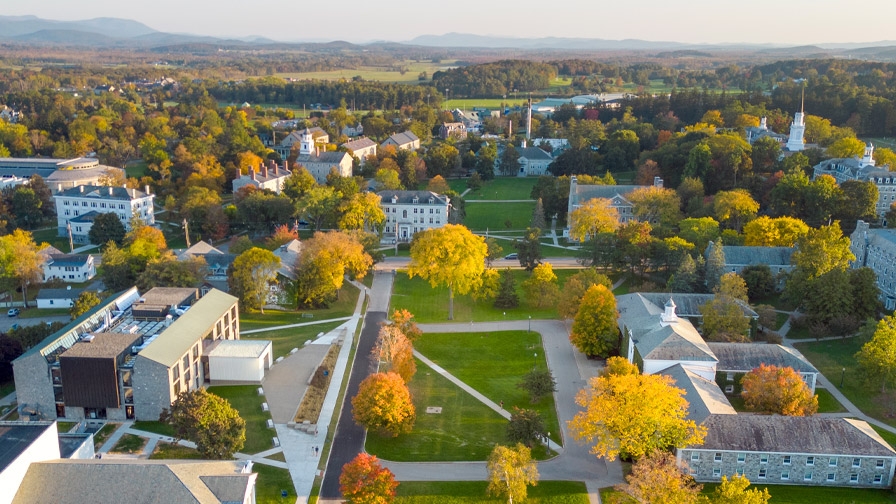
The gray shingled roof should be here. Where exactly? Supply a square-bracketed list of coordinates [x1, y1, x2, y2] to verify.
[707, 343, 818, 374]
[697, 416, 896, 456]
[616, 293, 717, 363]
[47, 254, 90, 268]
[634, 293, 757, 319]
[718, 245, 795, 267]
[383, 131, 419, 147]
[378, 190, 449, 205]
[56, 185, 150, 201]
[660, 364, 736, 424]
[518, 147, 553, 161]
[574, 184, 641, 205]
[342, 137, 376, 151]
[296, 151, 351, 164]
[36, 287, 84, 300]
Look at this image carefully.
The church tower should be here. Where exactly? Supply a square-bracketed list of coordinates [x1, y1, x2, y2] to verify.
[299, 128, 314, 156]
[861, 143, 876, 167]
[785, 87, 806, 152]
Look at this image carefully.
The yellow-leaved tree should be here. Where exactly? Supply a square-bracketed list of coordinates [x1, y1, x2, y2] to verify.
[486, 443, 539, 504]
[567, 198, 619, 242]
[351, 372, 415, 437]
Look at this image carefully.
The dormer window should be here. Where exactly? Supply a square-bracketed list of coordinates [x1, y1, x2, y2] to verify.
[392, 196, 398, 204]
[412, 197, 419, 204]
[429, 197, 435, 204]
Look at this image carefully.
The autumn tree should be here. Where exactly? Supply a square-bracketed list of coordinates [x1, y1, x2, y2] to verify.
[713, 475, 771, 504]
[339, 453, 398, 504]
[570, 284, 619, 357]
[790, 221, 854, 280]
[699, 272, 751, 342]
[265, 224, 299, 249]
[371, 325, 416, 383]
[522, 262, 559, 309]
[628, 185, 681, 232]
[568, 198, 619, 242]
[426, 174, 451, 194]
[0, 230, 45, 308]
[713, 189, 759, 232]
[486, 443, 539, 504]
[390, 309, 422, 342]
[486, 237, 504, 268]
[70, 291, 101, 319]
[227, 247, 280, 313]
[507, 408, 547, 448]
[339, 191, 386, 232]
[616, 449, 703, 504]
[293, 231, 373, 308]
[743, 216, 809, 247]
[569, 372, 706, 461]
[558, 269, 613, 319]
[407, 224, 487, 320]
[741, 364, 818, 416]
[602, 356, 640, 377]
[352, 372, 416, 437]
[855, 315, 896, 393]
[162, 389, 246, 459]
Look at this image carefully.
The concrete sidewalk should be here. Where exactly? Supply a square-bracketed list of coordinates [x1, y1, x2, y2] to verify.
[240, 316, 352, 335]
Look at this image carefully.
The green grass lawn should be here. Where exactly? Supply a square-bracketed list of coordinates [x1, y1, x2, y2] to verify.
[265, 451, 287, 462]
[416, 330, 561, 444]
[0, 380, 14, 398]
[149, 442, 203, 459]
[462, 178, 538, 201]
[18, 307, 71, 318]
[276, 60, 452, 84]
[443, 98, 530, 110]
[872, 425, 896, 448]
[92, 423, 117, 450]
[465, 202, 536, 232]
[111, 433, 147, 454]
[132, 420, 176, 437]
[31, 227, 73, 253]
[238, 285, 359, 331]
[254, 464, 297, 504]
[602, 483, 896, 503]
[391, 269, 581, 322]
[56, 421, 76, 432]
[795, 338, 896, 427]
[775, 312, 790, 330]
[125, 159, 149, 178]
[242, 321, 343, 359]
[395, 480, 589, 503]
[367, 357, 519, 461]
[207, 385, 275, 455]
[816, 387, 847, 413]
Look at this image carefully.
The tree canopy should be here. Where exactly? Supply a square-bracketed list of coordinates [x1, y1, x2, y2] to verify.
[162, 389, 246, 459]
[741, 364, 818, 416]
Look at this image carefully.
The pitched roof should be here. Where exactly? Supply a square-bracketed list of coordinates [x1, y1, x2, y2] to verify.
[518, 146, 553, 161]
[660, 364, 736, 423]
[36, 287, 85, 300]
[46, 254, 91, 268]
[12, 459, 256, 504]
[383, 131, 419, 147]
[181, 241, 224, 256]
[342, 137, 376, 151]
[295, 151, 351, 164]
[573, 184, 642, 206]
[634, 292, 757, 318]
[273, 239, 302, 280]
[717, 244, 795, 267]
[616, 293, 717, 363]
[707, 343, 818, 374]
[377, 190, 449, 205]
[55, 185, 151, 201]
[697, 416, 896, 456]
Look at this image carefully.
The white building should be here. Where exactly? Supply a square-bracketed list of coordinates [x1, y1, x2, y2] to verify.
[0, 422, 61, 504]
[207, 340, 273, 383]
[35, 288, 84, 309]
[379, 190, 450, 242]
[0, 158, 124, 194]
[341, 137, 377, 166]
[293, 129, 353, 184]
[41, 254, 95, 283]
[785, 109, 806, 152]
[813, 144, 894, 219]
[516, 144, 553, 176]
[54, 186, 155, 244]
[381, 132, 420, 151]
[232, 161, 292, 194]
[745, 117, 787, 146]
[274, 127, 329, 159]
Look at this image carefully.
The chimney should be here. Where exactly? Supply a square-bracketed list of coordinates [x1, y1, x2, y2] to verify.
[80, 186, 84, 193]
[653, 177, 663, 188]
[283, 160, 289, 171]
[272, 162, 278, 176]
[144, 184, 151, 195]
[108, 186, 113, 195]
[57, 183, 62, 192]
[261, 164, 268, 178]
[249, 167, 256, 181]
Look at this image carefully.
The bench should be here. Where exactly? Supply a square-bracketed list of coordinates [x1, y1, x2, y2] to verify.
[261, 402, 269, 412]
[266, 419, 274, 429]
[272, 437, 280, 447]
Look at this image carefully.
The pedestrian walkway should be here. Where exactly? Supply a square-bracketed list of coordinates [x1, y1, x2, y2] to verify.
[240, 316, 352, 335]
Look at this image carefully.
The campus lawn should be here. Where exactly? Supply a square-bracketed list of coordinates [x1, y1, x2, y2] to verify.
[391, 269, 583, 322]
[207, 385, 275, 455]
[241, 321, 343, 359]
[132, 420, 176, 437]
[602, 484, 896, 503]
[365, 357, 511, 462]
[465, 202, 536, 232]
[815, 387, 847, 413]
[149, 442, 203, 459]
[125, 159, 149, 178]
[56, 421, 77, 433]
[0, 380, 15, 398]
[254, 464, 297, 504]
[92, 423, 117, 450]
[395, 480, 589, 503]
[794, 338, 896, 427]
[31, 227, 73, 253]
[111, 433, 147, 454]
[415, 330, 561, 445]
[872, 425, 896, 448]
[238, 284, 359, 331]
[461, 177, 538, 201]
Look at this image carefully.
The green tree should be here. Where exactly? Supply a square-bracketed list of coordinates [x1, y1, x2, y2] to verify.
[518, 368, 557, 404]
[494, 268, 520, 309]
[507, 408, 547, 448]
[88, 212, 127, 247]
[485, 237, 504, 268]
[227, 247, 280, 313]
[408, 224, 487, 320]
[9, 187, 44, 230]
[499, 144, 522, 176]
[741, 264, 775, 301]
[374, 168, 403, 190]
[570, 284, 619, 357]
[486, 443, 539, 504]
[426, 143, 459, 178]
[514, 227, 542, 271]
[713, 189, 758, 232]
[70, 291, 101, 319]
[352, 372, 416, 437]
[704, 240, 726, 292]
[162, 389, 246, 459]
[827, 137, 866, 158]
[339, 453, 398, 504]
[700, 272, 751, 342]
[856, 315, 896, 393]
[522, 262, 559, 308]
[791, 222, 854, 281]
[669, 253, 699, 293]
[531, 198, 547, 231]
[678, 217, 720, 252]
[476, 141, 498, 179]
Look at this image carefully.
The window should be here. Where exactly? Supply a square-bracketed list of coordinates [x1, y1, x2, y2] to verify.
[780, 471, 789, 481]
[760, 454, 768, 464]
[712, 468, 721, 478]
[853, 458, 861, 468]
[714, 453, 722, 462]
[758, 469, 766, 479]
[877, 459, 885, 468]
[849, 474, 858, 483]
[829, 457, 837, 467]
[803, 473, 812, 481]
[691, 452, 699, 462]
[874, 475, 884, 484]
[725, 385, 735, 393]
[783, 456, 792, 465]
[827, 473, 836, 482]
[737, 453, 745, 463]
[726, 372, 734, 381]
[806, 456, 815, 466]
[736, 468, 745, 477]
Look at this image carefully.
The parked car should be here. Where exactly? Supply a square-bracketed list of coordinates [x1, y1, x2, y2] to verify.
[7, 308, 20, 317]
[504, 253, 518, 260]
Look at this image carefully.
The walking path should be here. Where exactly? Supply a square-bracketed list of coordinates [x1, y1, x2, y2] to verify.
[241, 316, 352, 335]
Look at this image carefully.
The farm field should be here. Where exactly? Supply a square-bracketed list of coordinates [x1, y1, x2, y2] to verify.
[275, 60, 457, 84]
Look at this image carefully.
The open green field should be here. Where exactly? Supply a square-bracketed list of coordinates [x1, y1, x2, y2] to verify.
[366, 357, 513, 461]
[239, 285, 359, 331]
[255, 464, 297, 504]
[125, 159, 149, 178]
[443, 98, 528, 110]
[416, 330, 561, 444]
[276, 60, 455, 84]
[208, 385, 275, 455]
[795, 337, 896, 427]
[242, 321, 343, 359]
[466, 202, 536, 232]
[602, 483, 896, 503]
[391, 269, 582, 322]
[462, 177, 538, 201]
[395, 480, 589, 503]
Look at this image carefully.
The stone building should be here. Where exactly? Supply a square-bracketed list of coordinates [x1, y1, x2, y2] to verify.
[813, 144, 894, 219]
[849, 220, 896, 309]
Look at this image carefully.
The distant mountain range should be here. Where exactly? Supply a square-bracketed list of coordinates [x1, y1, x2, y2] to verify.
[2, 15, 896, 55]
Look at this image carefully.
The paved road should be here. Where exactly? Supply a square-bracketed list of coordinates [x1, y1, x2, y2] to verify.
[0, 314, 71, 332]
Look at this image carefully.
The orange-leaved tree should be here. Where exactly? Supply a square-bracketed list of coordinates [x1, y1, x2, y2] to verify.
[339, 453, 398, 504]
[352, 372, 416, 437]
[741, 364, 818, 416]
[371, 325, 416, 383]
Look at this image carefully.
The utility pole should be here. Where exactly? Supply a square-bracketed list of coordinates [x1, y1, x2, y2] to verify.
[183, 218, 191, 248]
[67, 222, 74, 253]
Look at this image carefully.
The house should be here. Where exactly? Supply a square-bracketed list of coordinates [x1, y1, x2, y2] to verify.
[12, 287, 256, 421]
[813, 145, 894, 218]
[178, 241, 234, 293]
[54, 185, 155, 244]
[12, 459, 258, 504]
[292, 129, 353, 183]
[270, 239, 302, 304]
[379, 190, 449, 243]
[41, 254, 96, 283]
[36, 287, 85, 309]
[0, 158, 124, 194]
[451, 109, 481, 130]
[0, 105, 20, 123]
[745, 117, 787, 146]
[707, 242, 795, 276]
[342, 124, 364, 137]
[439, 122, 467, 140]
[531, 138, 570, 154]
[850, 220, 896, 309]
[274, 127, 329, 159]
[93, 85, 116, 95]
[565, 175, 664, 237]
[381, 131, 420, 151]
[231, 160, 292, 194]
[341, 137, 377, 166]
[516, 144, 553, 177]
[708, 342, 819, 393]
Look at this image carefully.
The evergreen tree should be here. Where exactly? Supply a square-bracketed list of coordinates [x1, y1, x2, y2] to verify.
[705, 239, 726, 291]
[514, 227, 542, 271]
[669, 254, 698, 293]
[531, 198, 547, 231]
[494, 269, 520, 309]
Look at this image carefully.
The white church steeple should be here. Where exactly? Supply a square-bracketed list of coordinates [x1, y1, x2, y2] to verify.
[785, 87, 806, 152]
[299, 128, 314, 156]
[660, 297, 678, 325]
[861, 143, 876, 167]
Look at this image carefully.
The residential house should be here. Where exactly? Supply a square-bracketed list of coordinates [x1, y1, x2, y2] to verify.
[341, 137, 377, 166]
[12, 287, 254, 421]
[41, 253, 96, 283]
[0, 158, 124, 194]
[379, 190, 449, 243]
[177, 241, 234, 293]
[342, 124, 364, 137]
[565, 175, 664, 237]
[36, 287, 85, 309]
[292, 129, 352, 183]
[516, 144, 553, 177]
[0, 105, 20, 123]
[439, 122, 467, 140]
[381, 131, 420, 151]
[12, 459, 258, 504]
[273, 127, 329, 159]
[708, 342, 819, 394]
[231, 161, 292, 194]
[269, 239, 302, 304]
[813, 145, 894, 219]
[531, 137, 570, 154]
[850, 220, 896, 309]
[451, 109, 481, 130]
[745, 117, 788, 146]
[54, 185, 154, 244]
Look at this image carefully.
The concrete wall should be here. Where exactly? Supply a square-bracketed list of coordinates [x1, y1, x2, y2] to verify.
[0, 423, 60, 504]
[132, 357, 173, 421]
[12, 353, 57, 420]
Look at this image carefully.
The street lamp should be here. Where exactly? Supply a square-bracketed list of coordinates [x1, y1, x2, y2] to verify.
[528, 315, 531, 333]
[533, 352, 538, 369]
[840, 367, 846, 388]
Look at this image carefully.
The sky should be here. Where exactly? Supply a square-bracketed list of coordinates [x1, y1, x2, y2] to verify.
[4, 0, 896, 45]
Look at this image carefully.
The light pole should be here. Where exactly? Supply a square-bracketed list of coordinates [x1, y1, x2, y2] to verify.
[528, 315, 531, 333]
[533, 352, 538, 370]
[840, 367, 846, 387]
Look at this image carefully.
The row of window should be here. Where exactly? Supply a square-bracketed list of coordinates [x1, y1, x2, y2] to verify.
[699, 452, 886, 469]
[703, 467, 885, 484]
[385, 216, 442, 225]
[62, 200, 130, 210]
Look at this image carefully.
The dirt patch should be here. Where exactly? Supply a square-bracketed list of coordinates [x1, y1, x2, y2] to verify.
[294, 344, 340, 423]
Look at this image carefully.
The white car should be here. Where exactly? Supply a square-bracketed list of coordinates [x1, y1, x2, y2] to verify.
[7, 308, 20, 317]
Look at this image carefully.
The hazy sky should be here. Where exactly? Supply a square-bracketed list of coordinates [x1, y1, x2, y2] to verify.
[6, 0, 895, 45]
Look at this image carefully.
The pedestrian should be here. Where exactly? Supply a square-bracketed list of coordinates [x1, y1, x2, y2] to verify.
[499, 401, 504, 409]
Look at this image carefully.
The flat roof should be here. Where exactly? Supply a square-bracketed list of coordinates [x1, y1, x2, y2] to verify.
[141, 287, 197, 308]
[0, 422, 55, 473]
[59, 333, 141, 359]
[207, 340, 271, 359]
